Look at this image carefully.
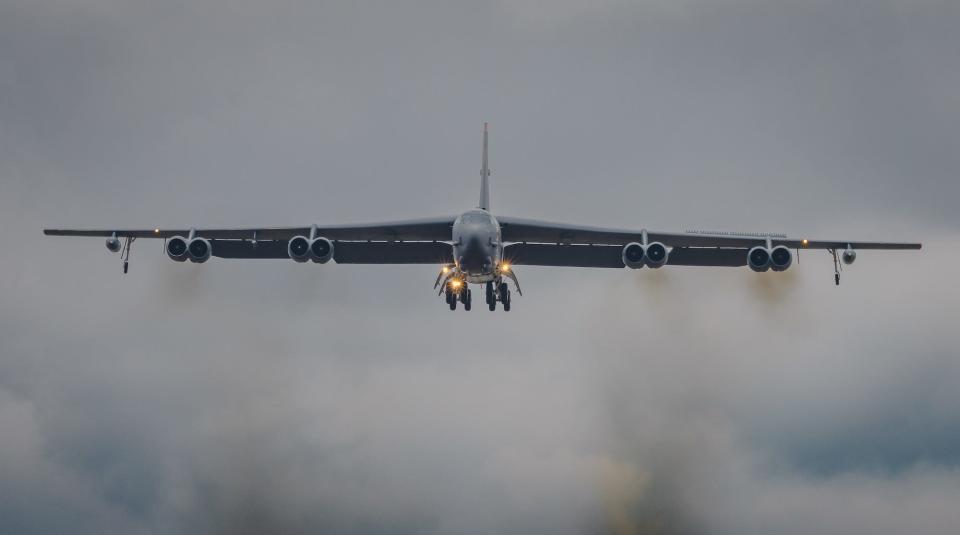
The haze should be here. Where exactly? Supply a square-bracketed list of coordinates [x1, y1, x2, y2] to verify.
[1, 1, 959, 533]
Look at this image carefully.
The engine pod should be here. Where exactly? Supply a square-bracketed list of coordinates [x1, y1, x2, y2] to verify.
[644, 242, 668, 268]
[622, 242, 645, 269]
[747, 246, 771, 272]
[770, 245, 793, 272]
[187, 237, 211, 263]
[287, 236, 311, 262]
[309, 237, 334, 264]
[166, 236, 189, 262]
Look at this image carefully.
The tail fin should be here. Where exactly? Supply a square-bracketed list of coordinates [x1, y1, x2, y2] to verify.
[479, 122, 490, 210]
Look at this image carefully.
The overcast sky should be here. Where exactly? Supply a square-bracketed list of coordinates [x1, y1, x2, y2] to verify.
[2, 1, 959, 533]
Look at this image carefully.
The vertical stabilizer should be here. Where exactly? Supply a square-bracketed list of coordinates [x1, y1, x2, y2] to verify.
[479, 122, 490, 210]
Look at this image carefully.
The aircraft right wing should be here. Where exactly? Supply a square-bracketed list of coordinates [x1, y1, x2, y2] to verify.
[44, 217, 457, 266]
[211, 240, 454, 264]
[44, 216, 456, 242]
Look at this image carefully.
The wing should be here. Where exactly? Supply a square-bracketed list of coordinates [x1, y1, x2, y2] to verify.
[503, 243, 749, 268]
[211, 240, 453, 264]
[44, 217, 456, 265]
[43, 216, 455, 242]
[497, 216, 921, 250]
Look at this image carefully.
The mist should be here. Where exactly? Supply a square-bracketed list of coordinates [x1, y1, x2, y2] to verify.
[2, 1, 959, 533]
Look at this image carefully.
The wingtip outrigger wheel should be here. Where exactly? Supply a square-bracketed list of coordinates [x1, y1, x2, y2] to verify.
[120, 236, 135, 274]
[830, 248, 841, 286]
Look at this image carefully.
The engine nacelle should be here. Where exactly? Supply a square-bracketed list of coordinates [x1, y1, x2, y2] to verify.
[842, 248, 856, 265]
[645, 242, 669, 268]
[747, 246, 771, 272]
[167, 236, 189, 262]
[288, 236, 311, 262]
[770, 245, 793, 272]
[105, 236, 121, 253]
[622, 242, 645, 269]
[187, 237, 211, 263]
[309, 237, 334, 264]
[288, 236, 334, 263]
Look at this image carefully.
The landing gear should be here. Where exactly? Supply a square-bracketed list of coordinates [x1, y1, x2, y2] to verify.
[120, 236, 135, 274]
[830, 249, 842, 286]
[444, 280, 471, 311]
[439, 274, 517, 312]
[445, 286, 457, 310]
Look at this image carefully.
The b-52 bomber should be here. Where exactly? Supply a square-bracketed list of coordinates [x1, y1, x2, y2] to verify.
[45, 124, 921, 311]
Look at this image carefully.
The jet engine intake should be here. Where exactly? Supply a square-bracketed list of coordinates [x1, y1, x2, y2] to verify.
[842, 247, 856, 265]
[644, 242, 669, 268]
[622, 242, 646, 269]
[770, 245, 793, 272]
[187, 237, 211, 263]
[288, 236, 311, 262]
[747, 246, 771, 272]
[167, 236, 189, 262]
[309, 237, 334, 264]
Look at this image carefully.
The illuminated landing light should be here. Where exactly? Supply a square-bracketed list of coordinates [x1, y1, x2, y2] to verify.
[450, 279, 462, 288]
[500, 262, 510, 272]
[801, 239, 809, 247]
[442, 266, 450, 273]
[154, 228, 160, 234]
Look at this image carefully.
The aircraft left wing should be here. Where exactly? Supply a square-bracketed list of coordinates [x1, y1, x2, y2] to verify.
[503, 243, 750, 267]
[497, 216, 922, 251]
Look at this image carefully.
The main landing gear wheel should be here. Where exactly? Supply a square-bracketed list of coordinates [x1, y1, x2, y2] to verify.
[446, 289, 457, 310]
[462, 289, 472, 311]
[499, 282, 511, 312]
[486, 282, 496, 311]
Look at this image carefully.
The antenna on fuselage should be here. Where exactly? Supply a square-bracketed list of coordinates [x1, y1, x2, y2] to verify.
[479, 122, 490, 210]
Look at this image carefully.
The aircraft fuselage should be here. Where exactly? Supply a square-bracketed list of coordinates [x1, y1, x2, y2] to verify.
[452, 209, 502, 283]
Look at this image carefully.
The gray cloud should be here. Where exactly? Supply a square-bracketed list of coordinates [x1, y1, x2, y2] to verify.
[2, 1, 959, 533]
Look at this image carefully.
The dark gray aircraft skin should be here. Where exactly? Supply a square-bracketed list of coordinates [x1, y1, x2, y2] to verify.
[45, 123, 921, 311]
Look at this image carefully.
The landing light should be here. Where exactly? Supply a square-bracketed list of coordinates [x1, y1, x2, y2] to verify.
[801, 239, 809, 247]
[500, 262, 510, 272]
[154, 228, 160, 234]
[451, 279, 462, 288]
[442, 266, 450, 273]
